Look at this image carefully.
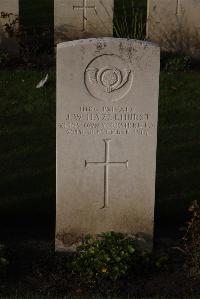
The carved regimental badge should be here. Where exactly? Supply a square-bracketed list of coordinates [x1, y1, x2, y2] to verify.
[85, 54, 133, 102]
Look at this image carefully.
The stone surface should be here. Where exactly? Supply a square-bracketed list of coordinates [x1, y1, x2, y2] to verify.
[56, 38, 160, 251]
[147, 0, 200, 58]
[0, 0, 19, 55]
[54, 0, 113, 43]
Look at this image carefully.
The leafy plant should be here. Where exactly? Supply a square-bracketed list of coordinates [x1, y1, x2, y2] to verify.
[0, 11, 19, 37]
[72, 232, 138, 284]
[183, 200, 200, 280]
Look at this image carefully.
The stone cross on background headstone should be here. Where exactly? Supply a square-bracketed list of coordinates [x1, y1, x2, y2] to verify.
[54, 0, 114, 44]
[85, 139, 128, 209]
[56, 38, 160, 252]
[73, 0, 96, 32]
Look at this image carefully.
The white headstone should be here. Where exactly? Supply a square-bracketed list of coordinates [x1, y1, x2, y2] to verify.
[147, 0, 200, 58]
[0, 0, 19, 55]
[54, 0, 113, 44]
[56, 38, 160, 251]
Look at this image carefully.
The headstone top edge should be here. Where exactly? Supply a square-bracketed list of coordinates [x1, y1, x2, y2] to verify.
[57, 38, 160, 50]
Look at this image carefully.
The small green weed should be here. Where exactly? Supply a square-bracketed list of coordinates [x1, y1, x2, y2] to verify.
[72, 232, 137, 283]
[71, 231, 171, 289]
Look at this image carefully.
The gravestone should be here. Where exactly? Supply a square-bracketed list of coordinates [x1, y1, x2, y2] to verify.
[56, 38, 160, 251]
[147, 0, 200, 58]
[54, 0, 113, 44]
[0, 0, 19, 55]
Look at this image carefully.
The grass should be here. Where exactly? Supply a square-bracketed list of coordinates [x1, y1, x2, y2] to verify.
[0, 296, 134, 299]
[0, 70, 55, 230]
[156, 72, 200, 226]
[0, 296, 200, 299]
[0, 297, 147, 299]
[0, 295, 199, 299]
[4, 298, 121, 299]
[0, 70, 199, 233]
[114, 0, 147, 39]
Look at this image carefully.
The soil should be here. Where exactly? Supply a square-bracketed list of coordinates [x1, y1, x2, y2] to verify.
[0, 226, 199, 298]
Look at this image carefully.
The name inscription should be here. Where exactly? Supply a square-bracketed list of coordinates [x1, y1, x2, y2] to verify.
[58, 106, 154, 136]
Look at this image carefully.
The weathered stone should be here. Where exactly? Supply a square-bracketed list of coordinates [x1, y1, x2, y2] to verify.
[56, 38, 160, 251]
[54, 0, 113, 43]
[0, 0, 19, 56]
[147, 0, 200, 58]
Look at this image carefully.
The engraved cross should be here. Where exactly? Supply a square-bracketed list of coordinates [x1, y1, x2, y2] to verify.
[85, 139, 128, 209]
[73, 0, 96, 32]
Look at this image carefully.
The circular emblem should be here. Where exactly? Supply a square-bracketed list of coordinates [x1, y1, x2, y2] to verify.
[84, 54, 133, 102]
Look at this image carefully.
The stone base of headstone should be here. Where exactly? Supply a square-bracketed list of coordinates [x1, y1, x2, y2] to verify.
[55, 232, 153, 252]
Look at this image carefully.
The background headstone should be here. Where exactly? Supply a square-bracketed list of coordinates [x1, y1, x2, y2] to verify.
[0, 0, 19, 56]
[147, 0, 200, 58]
[54, 0, 114, 44]
[56, 38, 160, 251]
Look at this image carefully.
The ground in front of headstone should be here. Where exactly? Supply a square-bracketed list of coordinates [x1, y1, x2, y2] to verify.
[0, 68, 199, 298]
[0, 232, 199, 298]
